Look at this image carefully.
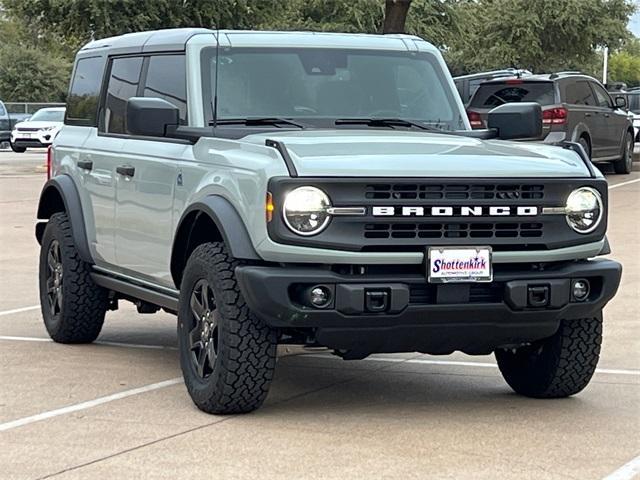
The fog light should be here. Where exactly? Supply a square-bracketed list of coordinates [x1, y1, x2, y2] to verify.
[309, 286, 331, 308]
[572, 280, 590, 301]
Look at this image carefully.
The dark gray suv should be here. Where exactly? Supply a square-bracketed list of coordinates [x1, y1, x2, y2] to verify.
[467, 73, 635, 174]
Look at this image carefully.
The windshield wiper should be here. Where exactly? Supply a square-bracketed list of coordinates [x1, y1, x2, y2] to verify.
[334, 118, 441, 131]
[211, 117, 307, 128]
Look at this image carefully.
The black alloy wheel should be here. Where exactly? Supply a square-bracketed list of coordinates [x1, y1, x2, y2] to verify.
[188, 279, 220, 379]
[45, 239, 64, 317]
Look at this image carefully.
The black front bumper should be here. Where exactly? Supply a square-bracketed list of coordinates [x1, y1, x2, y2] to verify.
[12, 139, 49, 148]
[236, 259, 621, 356]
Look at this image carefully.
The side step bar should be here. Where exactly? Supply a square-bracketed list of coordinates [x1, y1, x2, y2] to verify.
[90, 272, 179, 312]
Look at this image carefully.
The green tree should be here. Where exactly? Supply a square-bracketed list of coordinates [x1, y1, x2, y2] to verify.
[446, 0, 635, 75]
[0, 45, 71, 102]
[609, 38, 640, 87]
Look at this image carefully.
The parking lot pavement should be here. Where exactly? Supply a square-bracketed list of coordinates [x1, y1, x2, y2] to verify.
[1, 149, 639, 480]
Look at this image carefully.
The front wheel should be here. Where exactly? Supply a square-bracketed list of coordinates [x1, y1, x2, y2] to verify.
[495, 314, 602, 398]
[10, 142, 26, 153]
[177, 242, 277, 414]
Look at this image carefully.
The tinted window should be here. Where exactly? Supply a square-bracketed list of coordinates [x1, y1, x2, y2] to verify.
[628, 94, 640, 114]
[565, 81, 596, 105]
[143, 55, 188, 124]
[30, 109, 65, 122]
[104, 57, 143, 134]
[66, 56, 105, 126]
[591, 83, 611, 108]
[470, 82, 555, 107]
[201, 48, 464, 131]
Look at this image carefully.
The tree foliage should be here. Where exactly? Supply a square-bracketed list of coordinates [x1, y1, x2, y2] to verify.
[445, 0, 635, 75]
[609, 38, 640, 87]
[0, 0, 636, 101]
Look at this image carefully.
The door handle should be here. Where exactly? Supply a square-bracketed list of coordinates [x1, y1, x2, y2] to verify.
[77, 160, 93, 171]
[603, 113, 610, 118]
[585, 113, 592, 117]
[116, 165, 135, 177]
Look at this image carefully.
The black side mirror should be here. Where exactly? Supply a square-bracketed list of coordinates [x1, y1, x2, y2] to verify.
[614, 96, 627, 109]
[125, 97, 179, 137]
[487, 102, 542, 140]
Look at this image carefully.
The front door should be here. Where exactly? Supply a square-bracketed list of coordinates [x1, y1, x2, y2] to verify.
[114, 141, 187, 287]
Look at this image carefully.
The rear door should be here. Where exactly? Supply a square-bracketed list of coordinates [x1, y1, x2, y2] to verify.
[113, 54, 189, 287]
[590, 81, 628, 158]
[562, 80, 602, 157]
[64, 54, 123, 266]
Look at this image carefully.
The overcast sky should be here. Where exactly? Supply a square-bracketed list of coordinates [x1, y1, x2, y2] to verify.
[630, 1, 640, 36]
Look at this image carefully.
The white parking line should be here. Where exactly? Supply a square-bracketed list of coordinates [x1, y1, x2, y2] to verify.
[0, 335, 177, 350]
[609, 178, 640, 190]
[602, 455, 640, 480]
[0, 378, 182, 432]
[0, 305, 39, 316]
[304, 354, 640, 376]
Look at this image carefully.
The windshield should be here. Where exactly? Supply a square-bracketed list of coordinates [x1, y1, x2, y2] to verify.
[29, 109, 65, 122]
[628, 94, 640, 114]
[470, 82, 555, 108]
[201, 47, 464, 131]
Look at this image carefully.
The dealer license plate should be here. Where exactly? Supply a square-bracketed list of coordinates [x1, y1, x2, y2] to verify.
[427, 246, 493, 283]
[22, 133, 31, 139]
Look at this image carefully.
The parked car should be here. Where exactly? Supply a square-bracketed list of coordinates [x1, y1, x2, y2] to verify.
[466, 73, 635, 173]
[10, 107, 65, 152]
[36, 29, 621, 414]
[627, 91, 640, 154]
[0, 100, 10, 145]
[453, 69, 531, 105]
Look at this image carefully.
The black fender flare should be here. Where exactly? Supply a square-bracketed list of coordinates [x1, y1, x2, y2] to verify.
[35, 175, 93, 263]
[171, 195, 260, 283]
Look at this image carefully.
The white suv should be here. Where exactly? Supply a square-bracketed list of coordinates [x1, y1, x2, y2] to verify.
[10, 107, 65, 152]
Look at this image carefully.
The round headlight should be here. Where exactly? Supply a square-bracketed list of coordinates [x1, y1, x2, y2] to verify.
[283, 186, 331, 236]
[565, 187, 603, 234]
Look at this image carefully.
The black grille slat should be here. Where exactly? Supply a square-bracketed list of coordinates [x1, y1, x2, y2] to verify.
[366, 183, 544, 201]
[364, 222, 543, 240]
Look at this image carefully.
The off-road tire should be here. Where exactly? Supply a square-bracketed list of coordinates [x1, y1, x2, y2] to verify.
[613, 131, 634, 174]
[495, 314, 602, 398]
[178, 242, 277, 414]
[10, 142, 26, 153]
[39, 212, 108, 343]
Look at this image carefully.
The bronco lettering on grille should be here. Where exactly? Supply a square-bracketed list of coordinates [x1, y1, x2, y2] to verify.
[371, 206, 538, 217]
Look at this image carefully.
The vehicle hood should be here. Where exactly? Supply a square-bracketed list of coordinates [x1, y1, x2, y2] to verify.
[14, 121, 63, 129]
[243, 130, 591, 178]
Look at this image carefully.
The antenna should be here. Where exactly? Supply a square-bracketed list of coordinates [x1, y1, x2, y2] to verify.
[212, 24, 221, 129]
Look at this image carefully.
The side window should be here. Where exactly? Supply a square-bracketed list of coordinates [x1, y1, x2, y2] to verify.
[103, 56, 143, 134]
[66, 56, 105, 126]
[565, 81, 596, 106]
[591, 83, 611, 108]
[143, 55, 188, 124]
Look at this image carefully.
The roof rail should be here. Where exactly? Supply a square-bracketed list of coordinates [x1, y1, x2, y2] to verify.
[549, 71, 583, 79]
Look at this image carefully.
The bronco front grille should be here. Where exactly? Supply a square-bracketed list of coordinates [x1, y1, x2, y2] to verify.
[365, 183, 545, 201]
[364, 222, 544, 240]
[267, 177, 608, 253]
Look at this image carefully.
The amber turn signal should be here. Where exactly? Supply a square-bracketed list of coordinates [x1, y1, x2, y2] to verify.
[266, 192, 275, 222]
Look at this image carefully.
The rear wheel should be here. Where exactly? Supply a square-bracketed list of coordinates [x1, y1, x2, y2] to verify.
[39, 212, 108, 343]
[10, 142, 26, 153]
[613, 132, 634, 174]
[578, 136, 591, 160]
[495, 314, 602, 398]
[178, 242, 277, 414]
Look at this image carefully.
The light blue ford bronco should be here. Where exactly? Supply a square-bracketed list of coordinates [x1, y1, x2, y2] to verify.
[36, 29, 621, 414]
